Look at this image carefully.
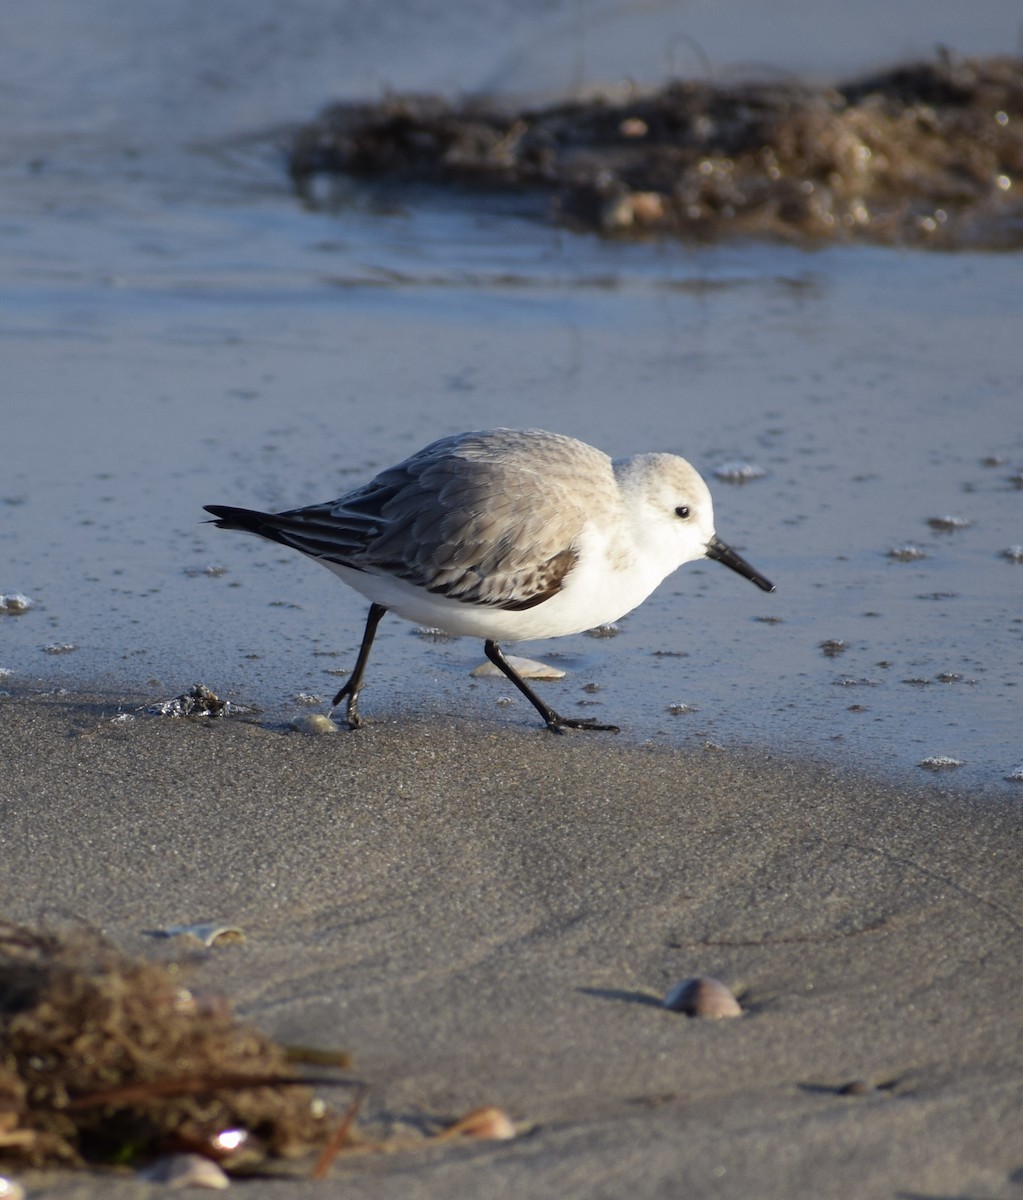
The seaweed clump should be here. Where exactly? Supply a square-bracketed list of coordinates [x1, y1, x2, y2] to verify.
[290, 53, 1023, 248]
[0, 922, 333, 1169]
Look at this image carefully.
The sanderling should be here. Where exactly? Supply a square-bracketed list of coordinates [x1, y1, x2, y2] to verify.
[205, 428, 774, 733]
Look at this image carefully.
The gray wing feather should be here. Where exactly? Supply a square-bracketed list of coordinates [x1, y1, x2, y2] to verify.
[266, 432, 606, 610]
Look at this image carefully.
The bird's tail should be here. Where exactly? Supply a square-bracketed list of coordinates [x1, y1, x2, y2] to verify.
[203, 505, 294, 548]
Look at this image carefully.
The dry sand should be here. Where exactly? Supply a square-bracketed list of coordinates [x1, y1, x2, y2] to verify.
[1, 691, 1020, 1198]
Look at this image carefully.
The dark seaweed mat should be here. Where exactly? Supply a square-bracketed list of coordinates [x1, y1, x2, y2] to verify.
[290, 53, 1023, 248]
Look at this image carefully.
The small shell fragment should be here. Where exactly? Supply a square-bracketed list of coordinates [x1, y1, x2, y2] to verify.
[471, 656, 565, 680]
[440, 1106, 518, 1141]
[138, 1153, 230, 1189]
[184, 564, 229, 578]
[886, 544, 927, 561]
[918, 755, 965, 771]
[146, 684, 233, 718]
[0, 594, 33, 614]
[927, 514, 973, 531]
[838, 1079, 875, 1096]
[602, 190, 666, 230]
[1001, 545, 1023, 562]
[619, 117, 649, 138]
[290, 713, 340, 735]
[0, 1178, 26, 1200]
[209, 1128, 255, 1159]
[413, 625, 457, 641]
[663, 976, 742, 1018]
[714, 462, 767, 484]
[152, 923, 246, 947]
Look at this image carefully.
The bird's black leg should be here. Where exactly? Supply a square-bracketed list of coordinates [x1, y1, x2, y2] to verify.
[483, 640, 620, 734]
[330, 603, 387, 728]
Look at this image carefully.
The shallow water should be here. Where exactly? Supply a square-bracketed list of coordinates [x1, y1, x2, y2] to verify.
[2, 2, 1021, 791]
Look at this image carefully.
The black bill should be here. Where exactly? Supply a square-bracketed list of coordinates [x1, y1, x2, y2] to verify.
[705, 535, 775, 593]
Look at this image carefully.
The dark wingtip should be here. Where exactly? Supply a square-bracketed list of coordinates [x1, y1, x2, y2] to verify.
[203, 504, 264, 530]
[203, 504, 231, 526]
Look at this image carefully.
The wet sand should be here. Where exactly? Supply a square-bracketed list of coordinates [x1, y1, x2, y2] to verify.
[2, 692, 1020, 1197]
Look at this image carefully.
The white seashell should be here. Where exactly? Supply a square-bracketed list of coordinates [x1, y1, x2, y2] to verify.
[138, 1153, 230, 1189]
[290, 713, 340, 735]
[153, 923, 245, 947]
[471, 656, 565, 680]
[0, 1177, 26, 1200]
[663, 976, 742, 1018]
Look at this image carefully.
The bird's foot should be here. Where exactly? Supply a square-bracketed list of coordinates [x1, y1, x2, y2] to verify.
[545, 714, 621, 734]
[327, 692, 363, 730]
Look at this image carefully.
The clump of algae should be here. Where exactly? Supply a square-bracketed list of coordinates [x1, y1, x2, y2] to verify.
[0, 922, 333, 1169]
[290, 53, 1023, 248]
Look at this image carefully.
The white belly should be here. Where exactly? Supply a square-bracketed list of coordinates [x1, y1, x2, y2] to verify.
[320, 524, 674, 643]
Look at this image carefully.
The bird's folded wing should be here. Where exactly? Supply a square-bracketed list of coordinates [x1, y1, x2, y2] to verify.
[280, 458, 586, 611]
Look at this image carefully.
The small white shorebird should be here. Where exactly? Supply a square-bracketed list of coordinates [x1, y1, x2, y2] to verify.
[206, 428, 774, 733]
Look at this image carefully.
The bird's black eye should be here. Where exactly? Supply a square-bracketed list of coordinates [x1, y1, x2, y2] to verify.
[675, 505, 690, 519]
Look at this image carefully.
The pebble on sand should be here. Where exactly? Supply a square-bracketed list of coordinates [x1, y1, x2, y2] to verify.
[663, 976, 742, 1018]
